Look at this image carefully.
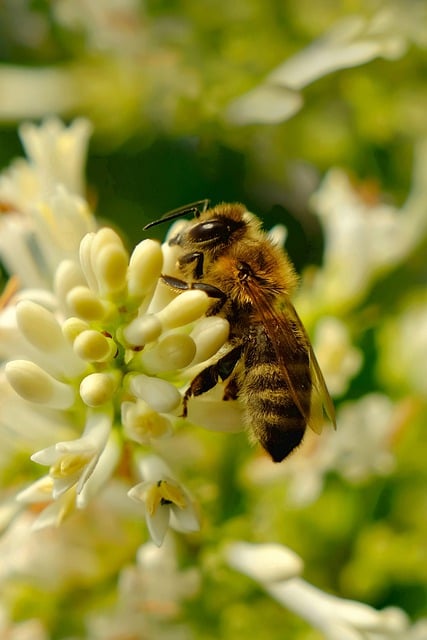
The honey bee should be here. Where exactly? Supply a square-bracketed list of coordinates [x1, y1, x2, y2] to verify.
[144, 200, 335, 462]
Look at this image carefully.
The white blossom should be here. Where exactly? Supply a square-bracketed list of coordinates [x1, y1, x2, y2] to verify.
[227, 542, 422, 640]
[128, 455, 199, 546]
[226, 6, 426, 125]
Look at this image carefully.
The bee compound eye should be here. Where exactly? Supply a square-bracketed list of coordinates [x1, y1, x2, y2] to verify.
[189, 219, 229, 243]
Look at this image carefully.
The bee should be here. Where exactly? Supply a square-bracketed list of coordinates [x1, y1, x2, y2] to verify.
[144, 200, 335, 462]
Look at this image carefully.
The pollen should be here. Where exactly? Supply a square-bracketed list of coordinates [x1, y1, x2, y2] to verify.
[50, 452, 93, 478]
[145, 480, 187, 516]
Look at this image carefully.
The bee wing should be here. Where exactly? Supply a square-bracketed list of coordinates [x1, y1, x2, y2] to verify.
[254, 294, 336, 434]
[282, 300, 336, 432]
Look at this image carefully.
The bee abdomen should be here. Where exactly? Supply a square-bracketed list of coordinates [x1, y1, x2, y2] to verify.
[242, 362, 311, 463]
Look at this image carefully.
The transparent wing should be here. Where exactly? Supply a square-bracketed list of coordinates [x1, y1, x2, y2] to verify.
[250, 289, 336, 434]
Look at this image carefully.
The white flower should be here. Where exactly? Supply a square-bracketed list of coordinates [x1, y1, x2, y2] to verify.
[226, 541, 303, 583]
[226, 6, 425, 125]
[298, 139, 427, 315]
[87, 537, 199, 639]
[313, 316, 362, 396]
[0, 117, 95, 289]
[246, 393, 398, 506]
[378, 295, 427, 397]
[227, 541, 420, 640]
[29, 411, 112, 499]
[128, 455, 199, 546]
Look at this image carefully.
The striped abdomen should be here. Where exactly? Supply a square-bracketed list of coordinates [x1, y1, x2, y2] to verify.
[240, 325, 311, 462]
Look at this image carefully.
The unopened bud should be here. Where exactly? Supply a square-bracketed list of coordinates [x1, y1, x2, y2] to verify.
[156, 290, 210, 329]
[127, 239, 163, 298]
[73, 329, 117, 362]
[80, 372, 118, 406]
[66, 286, 107, 321]
[141, 334, 196, 373]
[5, 360, 74, 408]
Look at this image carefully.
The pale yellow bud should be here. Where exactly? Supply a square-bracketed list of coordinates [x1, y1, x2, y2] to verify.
[73, 329, 117, 362]
[54, 260, 86, 307]
[190, 316, 230, 364]
[16, 300, 65, 352]
[127, 239, 163, 298]
[130, 373, 181, 412]
[156, 290, 211, 329]
[94, 243, 129, 295]
[123, 314, 162, 346]
[141, 334, 196, 374]
[80, 372, 118, 406]
[5, 360, 74, 408]
[66, 286, 107, 321]
[62, 317, 90, 342]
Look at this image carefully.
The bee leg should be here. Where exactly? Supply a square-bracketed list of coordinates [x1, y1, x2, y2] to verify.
[182, 345, 242, 417]
[223, 374, 239, 401]
[177, 251, 204, 279]
[161, 275, 227, 314]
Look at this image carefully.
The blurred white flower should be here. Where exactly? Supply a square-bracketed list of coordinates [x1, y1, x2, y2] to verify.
[246, 393, 398, 505]
[299, 138, 427, 315]
[227, 541, 420, 640]
[379, 296, 427, 397]
[0, 66, 78, 120]
[226, 541, 303, 583]
[0, 117, 95, 289]
[313, 316, 362, 396]
[86, 536, 199, 639]
[226, 5, 426, 125]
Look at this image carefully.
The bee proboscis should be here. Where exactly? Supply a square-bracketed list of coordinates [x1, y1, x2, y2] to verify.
[144, 201, 336, 462]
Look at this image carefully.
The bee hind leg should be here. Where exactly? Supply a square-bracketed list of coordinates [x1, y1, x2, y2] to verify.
[182, 345, 242, 417]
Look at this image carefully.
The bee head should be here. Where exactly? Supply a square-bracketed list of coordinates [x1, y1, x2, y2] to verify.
[173, 203, 250, 251]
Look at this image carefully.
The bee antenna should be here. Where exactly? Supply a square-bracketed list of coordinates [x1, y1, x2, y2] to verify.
[143, 199, 210, 230]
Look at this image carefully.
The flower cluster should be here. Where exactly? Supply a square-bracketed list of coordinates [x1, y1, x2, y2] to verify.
[0, 118, 240, 547]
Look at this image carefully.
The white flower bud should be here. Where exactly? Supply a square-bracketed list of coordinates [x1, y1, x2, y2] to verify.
[190, 316, 229, 364]
[16, 300, 66, 352]
[78, 232, 98, 290]
[155, 290, 211, 329]
[73, 329, 117, 362]
[141, 334, 196, 374]
[122, 313, 162, 346]
[127, 239, 163, 298]
[129, 373, 181, 412]
[226, 542, 303, 584]
[62, 317, 90, 342]
[94, 243, 129, 295]
[54, 259, 86, 306]
[80, 372, 118, 406]
[66, 286, 108, 320]
[88, 228, 129, 295]
[5, 360, 74, 408]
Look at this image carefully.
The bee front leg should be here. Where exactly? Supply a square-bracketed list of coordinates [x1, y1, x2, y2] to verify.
[161, 275, 227, 314]
[182, 344, 242, 417]
[177, 251, 204, 279]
